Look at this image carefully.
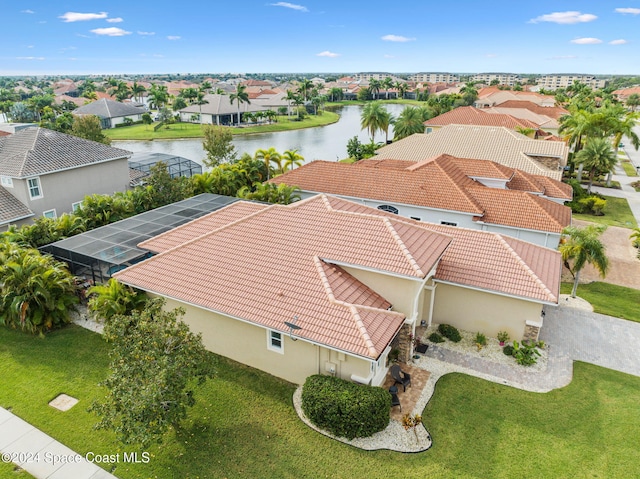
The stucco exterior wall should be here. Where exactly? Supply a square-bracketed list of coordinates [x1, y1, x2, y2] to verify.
[160, 297, 373, 385]
[22, 158, 130, 218]
[431, 283, 543, 340]
[478, 222, 561, 248]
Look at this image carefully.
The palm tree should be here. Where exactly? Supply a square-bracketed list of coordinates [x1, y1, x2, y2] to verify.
[297, 79, 314, 101]
[368, 79, 381, 100]
[229, 84, 250, 126]
[575, 137, 617, 193]
[559, 225, 608, 298]
[194, 92, 209, 123]
[285, 90, 298, 118]
[630, 228, 640, 258]
[361, 101, 391, 142]
[237, 182, 301, 204]
[131, 81, 146, 104]
[626, 93, 640, 111]
[199, 81, 212, 94]
[393, 107, 425, 140]
[87, 278, 146, 322]
[147, 84, 169, 110]
[254, 147, 282, 179]
[395, 81, 408, 100]
[282, 149, 304, 171]
[381, 77, 393, 100]
[328, 87, 343, 102]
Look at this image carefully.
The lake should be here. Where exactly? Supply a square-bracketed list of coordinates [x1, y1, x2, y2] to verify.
[113, 104, 407, 167]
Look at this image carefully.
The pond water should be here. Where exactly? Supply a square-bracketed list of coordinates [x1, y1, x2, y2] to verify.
[114, 104, 407, 167]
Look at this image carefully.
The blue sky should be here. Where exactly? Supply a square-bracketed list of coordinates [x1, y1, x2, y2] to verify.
[2, 1, 640, 76]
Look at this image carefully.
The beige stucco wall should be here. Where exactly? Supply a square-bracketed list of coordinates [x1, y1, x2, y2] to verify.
[431, 283, 543, 340]
[160, 296, 372, 385]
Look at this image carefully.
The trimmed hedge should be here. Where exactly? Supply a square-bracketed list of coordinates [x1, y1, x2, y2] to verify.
[301, 375, 390, 439]
[428, 332, 445, 343]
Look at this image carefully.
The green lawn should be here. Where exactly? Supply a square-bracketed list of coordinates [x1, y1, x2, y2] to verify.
[104, 112, 339, 140]
[621, 160, 638, 177]
[560, 282, 640, 322]
[0, 462, 34, 478]
[573, 195, 638, 228]
[2, 326, 640, 478]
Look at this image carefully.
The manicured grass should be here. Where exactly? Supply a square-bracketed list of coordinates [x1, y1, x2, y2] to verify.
[560, 282, 640, 322]
[0, 462, 34, 478]
[104, 112, 339, 140]
[621, 160, 638, 177]
[2, 325, 640, 478]
[573, 195, 638, 229]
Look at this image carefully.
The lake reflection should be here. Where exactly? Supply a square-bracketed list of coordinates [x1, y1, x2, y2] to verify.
[114, 104, 407, 168]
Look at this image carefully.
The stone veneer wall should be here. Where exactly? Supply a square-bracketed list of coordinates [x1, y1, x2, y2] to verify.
[392, 324, 413, 364]
[523, 323, 540, 341]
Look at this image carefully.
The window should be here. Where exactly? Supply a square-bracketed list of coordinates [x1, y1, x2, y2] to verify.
[377, 204, 399, 215]
[27, 177, 42, 199]
[267, 330, 284, 353]
[0, 176, 13, 188]
[441, 221, 458, 227]
[72, 201, 82, 212]
[425, 127, 433, 134]
[410, 216, 421, 221]
[43, 209, 57, 219]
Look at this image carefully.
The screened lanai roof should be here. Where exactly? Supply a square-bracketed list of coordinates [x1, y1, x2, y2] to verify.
[128, 152, 202, 181]
[41, 194, 240, 270]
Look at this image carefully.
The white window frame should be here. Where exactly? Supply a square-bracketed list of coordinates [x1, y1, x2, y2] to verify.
[72, 201, 82, 212]
[43, 209, 57, 219]
[267, 330, 284, 354]
[27, 177, 43, 199]
[0, 176, 13, 188]
[377, 204, 399, 215]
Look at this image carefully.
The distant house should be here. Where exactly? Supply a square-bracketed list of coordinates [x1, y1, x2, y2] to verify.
[0, 127, 131, 229]
[115, 195, 561, 386]
[179, 92, 288, 125]
[423, 106, 541, 136]
[73, 98, 147, 129]
[375, 125, 569, 180]
[269, 155, 572, 248]
[474, 88, 557, 108]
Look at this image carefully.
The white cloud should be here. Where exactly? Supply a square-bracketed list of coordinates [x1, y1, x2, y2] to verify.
[570, 37, 602, 44]
[548, 55, 578, 60]
[26, 45, 34, 48]
[270, 2, 308, 12]
[316, 50, 340, 57]
[138, 31, 155, 36]
[610, 39, 628, 45]
[383, 54, 395, 58]
[153, 54, 164, 58]
[106, 17, 123, 23]
[381, 34, 415, 42]
[59, 11, 108, 22]
[529, 11, 597, 24]
[615, 8, 640, 15]
[16, 56, 45, 60]
[485, 53, 498, 58]
[21, 9, 35, 14]
[91, 27, 131, 37]
[167, 35, 181, 40]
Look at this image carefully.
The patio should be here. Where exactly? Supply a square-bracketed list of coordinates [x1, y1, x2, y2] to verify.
[381, 363, 431, 421]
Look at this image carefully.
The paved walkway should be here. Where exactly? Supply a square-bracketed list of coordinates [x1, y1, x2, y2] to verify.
[0, 407, 117, 479]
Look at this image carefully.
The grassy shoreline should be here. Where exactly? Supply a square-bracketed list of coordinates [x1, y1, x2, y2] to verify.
[105, 111, 340, 141]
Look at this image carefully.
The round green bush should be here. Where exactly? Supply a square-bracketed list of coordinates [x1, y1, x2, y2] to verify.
[437, 323, 462, 343]
[503, 344, 515, 356]
[428, 332, 445, 343]
[301, 375, 390, 439]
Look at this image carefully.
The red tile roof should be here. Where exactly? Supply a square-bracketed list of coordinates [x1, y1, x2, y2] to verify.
[116, 195, 560, 360]
[424, 106, 540, 129]
[493, 100, 569, 120]
[269, 156, 571, 231]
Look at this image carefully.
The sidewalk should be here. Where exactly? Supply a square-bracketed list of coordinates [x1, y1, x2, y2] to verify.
[0, 407, 117, 479]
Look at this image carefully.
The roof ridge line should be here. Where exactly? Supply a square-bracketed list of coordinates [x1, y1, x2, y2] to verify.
[526, 194, 565, 228]
[382, 218, 426, 277]
[348, 305, 378, 357]
[433, 159, 485, 214]
[496, 235, 557, 302]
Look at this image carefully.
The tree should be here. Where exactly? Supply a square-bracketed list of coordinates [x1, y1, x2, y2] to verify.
[89, 298, 215, 447]
[282, 149, 304, 171]
[146, 162, 193, 207]
[71, 115, 111, 145]
[172, 96, 188, 111]
[229, 84, 250, 126]
[0, 240, 78, 335]
[395, 81, 408, 100]
[381, 77, 393, 100]
[328, 87, 343, 102]
[285, 90, 298, 118]
[368, 79, 381, 100]
[201, 125, 237, 167]
[194, 92, 209, 120]
[360, 101, 392, 142]
[559, 225, 608, 298]
[237, 182, 301, 204]
[630, 228, 640, 259]
[575, 137, 617, 193]
[141, 112, 153, 126]
[87, 278, 146, 322]
[131, 81, 146, 104]
[254, 147, 282, 179]
[297, 79, 314, 101]
[147, 84, 169, 110]
[393, 107, 425, 140]
[626, 93, 640, 111]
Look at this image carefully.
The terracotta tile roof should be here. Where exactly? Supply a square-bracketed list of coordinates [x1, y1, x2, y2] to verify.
[0, 186, 33, 225]
[490, 100, 568, 121]
[0, 127, 131, 178]
[269, 156, 571, 232]
[507, 170, 572, 200]
[117, 196, 452, 359]
[424, 106, 540, 129]
[375, 125, 568, 180]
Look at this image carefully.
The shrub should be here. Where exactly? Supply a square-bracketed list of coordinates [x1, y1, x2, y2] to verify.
[474, 332, 487, 346]
[301, 375, 390, 439]
[437, 324, 462, 343]
[497, 331, 509, 343]
[503, 345, 515, 356]
[512, 340, 541, 366]
[577, 196, 607, 216]
[428, 332, 445, 343]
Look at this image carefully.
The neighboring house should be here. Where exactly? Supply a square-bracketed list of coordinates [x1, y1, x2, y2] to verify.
[474, 88, 557, 108]
[115, 195, 561, 386]
[423, 106, 541, 136]
[269, 155, 571, 248]
[376, 125, 569, 180]
[0, 127, 132, 229]
[73, 98, 147, 129]
[179, 92, 288, 125]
